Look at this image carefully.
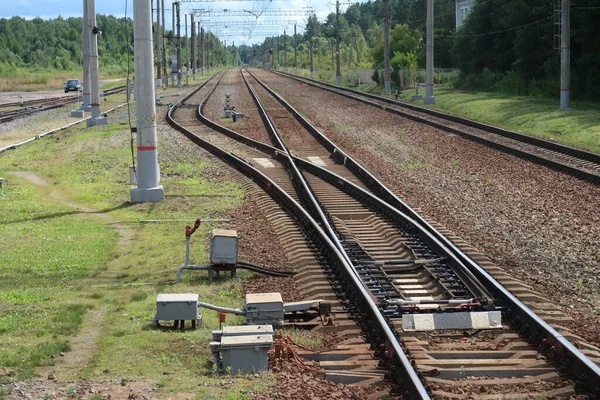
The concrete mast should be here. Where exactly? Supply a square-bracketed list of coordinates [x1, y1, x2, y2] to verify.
[86, 0, 107, 126]
[423, 0, 436, 104]
[162, 0, 167, 85]
[185, 13, 189, 85]
[176, 2, 182, 88]
[156, 0, 162, 83]
[284, 30, 287, 71]
[131, 0, 164, 203]
[294, 24, 298, 74]
[383, 0, 391, 94]
[81, 0, 91, 111]
[335, 0, 341, 85]
[200, 25, 205, 76]
[191, 14, 196, 80]
[560, 0, 570, 110]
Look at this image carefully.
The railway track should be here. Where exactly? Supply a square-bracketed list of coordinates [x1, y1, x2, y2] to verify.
[0, 85, 126, 124]
[167, 70, 600, 398]
[268, 69, 600, 185]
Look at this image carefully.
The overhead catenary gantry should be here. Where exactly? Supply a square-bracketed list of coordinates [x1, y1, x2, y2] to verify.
[190, 9, 313, 17]
[202, 20, 300, 27]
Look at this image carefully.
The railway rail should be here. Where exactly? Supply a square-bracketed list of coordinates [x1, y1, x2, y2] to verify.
[167, 70, 600, 398]
[0, 85, 127, 124]
[268, 69, 600, 185]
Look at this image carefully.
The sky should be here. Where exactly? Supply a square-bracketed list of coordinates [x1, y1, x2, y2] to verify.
[1, 0, 352, 45]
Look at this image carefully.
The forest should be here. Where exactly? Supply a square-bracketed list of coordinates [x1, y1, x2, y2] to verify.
[0, 0, 598, 99]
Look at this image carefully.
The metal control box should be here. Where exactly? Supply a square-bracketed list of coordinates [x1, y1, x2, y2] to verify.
[245, 293, 284, 326]
[210, 229, 238, 265]
[220, 334, 273, 373]
[155, 293, 199, 321]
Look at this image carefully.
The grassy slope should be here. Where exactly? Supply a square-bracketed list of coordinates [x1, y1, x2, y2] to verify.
[364, 83, 600, 154]
[0, 92, 270, 398]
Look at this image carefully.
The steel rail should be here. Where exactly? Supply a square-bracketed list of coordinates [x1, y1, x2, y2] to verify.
[269, 69, 600, 184]
[194, 70, 600, 396]
[0, 102, 131, 155]
[246, 69, 600, 396]
[246, 69, 495, 308]
[0, 85, 127, 124]
[170, 72, 431, 399]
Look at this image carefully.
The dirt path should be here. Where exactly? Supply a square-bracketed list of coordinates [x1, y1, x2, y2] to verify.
[5, 172, 152, 400]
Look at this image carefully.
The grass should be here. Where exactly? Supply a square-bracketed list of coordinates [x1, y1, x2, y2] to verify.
[391, 86, 600, 154]
[0, 67, 125, 92]
[0, 76, 273, 397]
[300, 69, 600, 154]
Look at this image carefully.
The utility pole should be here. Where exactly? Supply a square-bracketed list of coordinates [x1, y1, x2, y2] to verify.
[233, 41, 236, 67]
[81, 0, 91, 111]
[424, 0, 436, 104]
[161, 0, 167, 86]
[200, 24, 204, 76]
[560, 0, 570, 110]
[294, 24, 298, 74]
[309, 38, 314, 78]
[176, 1, 182, 88]
[131, 0, 164, 203]
[383, 0, 391, 93]
[191, 14, 196, 80]
[184, 14, 189, 85]
[284, 30, 287, 71]
[331, 40, 335, 71]
[335, 0, 341, 85]
[277, 36, 280, 70]
[86, 0, 106, 126]
[156, 0, 162, 83]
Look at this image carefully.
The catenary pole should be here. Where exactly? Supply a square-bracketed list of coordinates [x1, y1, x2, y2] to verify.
[560, 0, 570, 110]
[131, 0, 164, 203]
[81, 0, 91, 111]
[335, 0, 341, 85]
[176, 2, 182, 87]
[162, 0, 167, 85]
[383, 0, 391, 94]
[294, 24, 298, 74]
[156, 0, 162, 82]
[424, 0, 436, 104]
[86, 0, 106, 126]
[191, 14, 196, 79]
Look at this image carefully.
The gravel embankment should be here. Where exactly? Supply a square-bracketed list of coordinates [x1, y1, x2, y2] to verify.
[252, 69, 600, 347]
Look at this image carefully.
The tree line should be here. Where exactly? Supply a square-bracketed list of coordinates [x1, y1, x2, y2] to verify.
[0, 0, 598, 100]
[245, 0, 600, 101]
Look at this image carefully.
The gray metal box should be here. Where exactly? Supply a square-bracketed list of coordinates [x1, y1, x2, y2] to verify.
[155, 293, 199, 321]
[220, 334, 273, 373]
[210, 229, 238, 265]
[245, 293, 284, 326]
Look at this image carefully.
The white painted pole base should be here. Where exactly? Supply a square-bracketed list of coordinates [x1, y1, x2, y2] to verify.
[560, 91, 570, 111]
[384, 81, 391, 94]
[424, 85, 436, 104]
[336, 75, 341, 85]
[81, 94, 92, 112]
[130, 186, 164, 203]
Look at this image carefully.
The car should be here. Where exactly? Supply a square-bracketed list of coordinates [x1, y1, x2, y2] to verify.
[64, 79, 82, 93]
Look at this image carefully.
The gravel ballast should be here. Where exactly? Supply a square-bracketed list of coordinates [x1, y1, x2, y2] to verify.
[251, 69, 600, 347]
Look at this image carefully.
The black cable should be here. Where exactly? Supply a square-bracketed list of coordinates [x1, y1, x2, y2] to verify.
[235, 261, 296, 277]
[123, 0, 137, 181]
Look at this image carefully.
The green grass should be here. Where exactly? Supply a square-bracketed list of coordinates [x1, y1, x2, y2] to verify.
[395, 87, 600, 154]
[0, 84, 272, 397]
